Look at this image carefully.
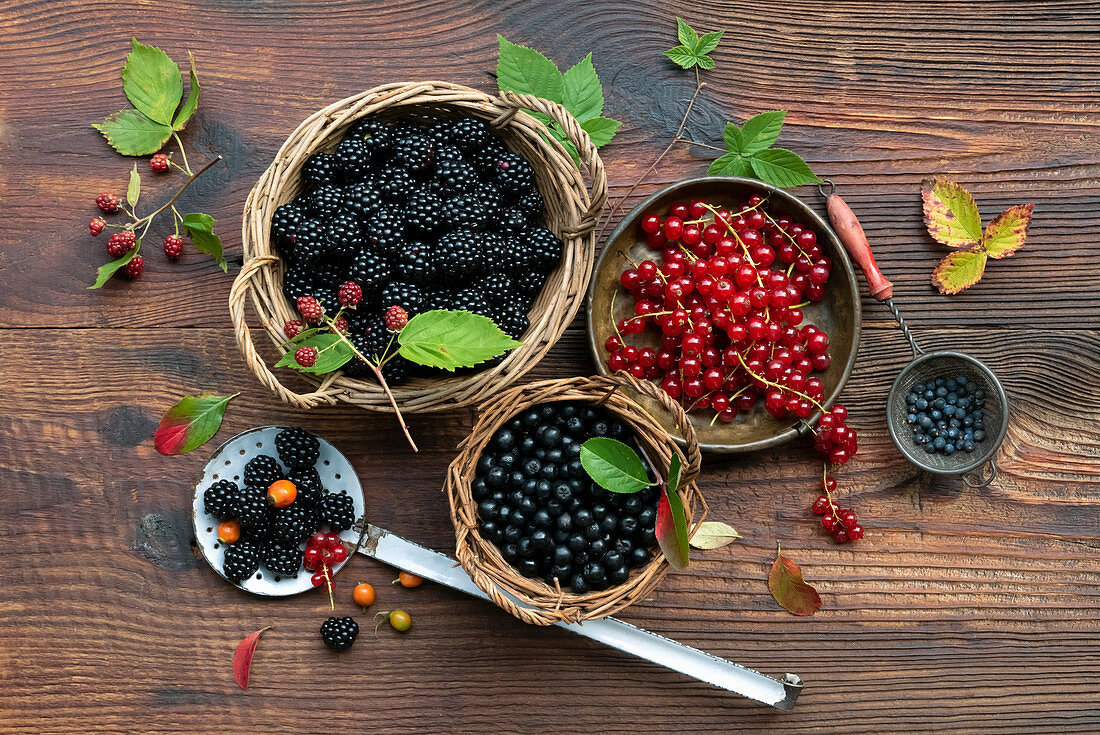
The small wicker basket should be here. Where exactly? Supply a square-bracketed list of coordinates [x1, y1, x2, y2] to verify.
[445, 374, 707, 626]
[231, 81, 607, 412]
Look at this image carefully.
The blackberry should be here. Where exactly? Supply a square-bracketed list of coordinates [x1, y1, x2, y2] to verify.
[287, 466, 324, 508]
[423, 290, 455, 312]
[378, 167, 418, 202]
[450, 117, 495, 152]
[335, 135, 372, 180]
[392, 241, 437, 284]
[325, 210, 362, 258]
[526, 228, 564, 271]
[495, 207, 529, 237]
[481, 273, 514, 305]
[271, 503, 316, 545]
[320, 616, 359, 652]
[431, 153, 478, 193]
[493, 307, 529, 338]
[365, 208, 406, 256]
[468, 139, 509, 174]
[436, 230, 485, 278]
[348, 250, 391, 298]
[452, 287, 492, 316]
[442, 193, 490, 230]
[264, 541, 304, 577]
[379, 281, 425, 315]
[283, 267, 316, 301]
[348, 117, 393, 156]
[516, 190, 546, 222]
[320, 491, 356, 532]
[223, 540, 263, 582]
[344, 182, 384, 218]
[391, 133, 434, 173]
[271, 203, 306, 245]
[203, 479, 240, 519]
[426, 120, 454, 146]
[274, 427, 321, 468]
[402, 189, 445, 234]
[302, 153, 341, 187]
[235, 491, 274, 539]
[280, 218, 327, 268]
[493, 152, 536, 198]
[308, 185, 346, 219]
[243, 455, 283, 487]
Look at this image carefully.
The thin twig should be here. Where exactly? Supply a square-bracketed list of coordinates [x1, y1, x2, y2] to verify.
[129, 155, 222, 233]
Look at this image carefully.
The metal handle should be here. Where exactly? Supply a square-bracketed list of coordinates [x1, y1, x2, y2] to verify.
[963, 459, 997, 488]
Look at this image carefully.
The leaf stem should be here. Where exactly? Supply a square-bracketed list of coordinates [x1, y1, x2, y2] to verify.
[679, 139, 725, 152]
[173, 133, 192, 175]
[130, 154, 222, 232]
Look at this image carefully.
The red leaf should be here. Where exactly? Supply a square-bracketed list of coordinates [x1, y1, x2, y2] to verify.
[768, 545, 822, 616]
[233, 626, 272, 690]
[655, 454, 690, 569]
[153, 392, 238, 455]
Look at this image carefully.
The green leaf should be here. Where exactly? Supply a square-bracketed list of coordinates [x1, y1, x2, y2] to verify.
[708, 152, 752, 177]
[721, 122, 743, 153]
[182, 212, 227, 272]
[397, 310, 521, 371]
[530, 112, 581, 163]
[663, 45, 699, 69]
[769, 544, 822, 616]
[689, 521, 741, 550]
[676, 17, 699, 47]
[173, 51, 200, 130]
[656, 454, 690, 569]
[275, 333, 355, 374]
[748, 148, 822, 188]
[496, 35, 563, 103]
[579, 438, 650, 494]
[932, 249, 987, 295]
[694, 54, 716, 70]
[983, 203, 1033, 259]
[127, 164, 141, 209]
[121, 38, 183, 126]
[580, 117, 621, 148]
[695, 30, 724, 56]
[921, 177, 983, 248]
[562, 53, 603, 122]
[92, 109, 173, 156]
[738, 110, 786, 156]
[153, 392, 238, 455]
[88, 238, 140, 289]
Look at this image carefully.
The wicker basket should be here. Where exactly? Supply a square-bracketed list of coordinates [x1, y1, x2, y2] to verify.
[230, 81, 608, 411]
[445, 374, 707, 626]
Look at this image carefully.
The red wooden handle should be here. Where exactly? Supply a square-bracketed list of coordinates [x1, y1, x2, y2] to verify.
[826, 193, 893, 300]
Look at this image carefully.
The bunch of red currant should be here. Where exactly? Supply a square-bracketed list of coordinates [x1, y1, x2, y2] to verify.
[607, 195, 835, 425]
[812, 404, 858, 466]
[304, 532, 348, 588]
[812, 473, 864, 544]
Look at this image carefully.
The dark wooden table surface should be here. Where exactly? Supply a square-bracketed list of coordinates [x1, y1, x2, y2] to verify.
[2, 1, 1099, 732]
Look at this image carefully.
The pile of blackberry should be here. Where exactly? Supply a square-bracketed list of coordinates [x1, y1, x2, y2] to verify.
[904, 376, 988, 455]
[472, 403, 658, 594]
[271, 115, 564, 384]
[202, 427, 358, 582]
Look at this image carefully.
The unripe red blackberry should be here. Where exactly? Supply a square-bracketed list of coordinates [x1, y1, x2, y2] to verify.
[150, 153, 169, 172]
[122, 255, 144, 279]
[106, 231, 137, 258]
[296, 296, 324, 323]
[163, 235, 184, 260]
[384, 305, 409, 332]
[338, 281, 363, 307]
[95, 193, 119, 213]
[295, 346, 318, 367]
[284, 320, 304, 339]
[330, 315, 349, 334]
[89, 218, 106, 236]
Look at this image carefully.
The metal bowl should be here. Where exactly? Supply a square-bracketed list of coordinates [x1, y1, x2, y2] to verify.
[586, 176, 862, 454]
[886, 351, 1009, 483]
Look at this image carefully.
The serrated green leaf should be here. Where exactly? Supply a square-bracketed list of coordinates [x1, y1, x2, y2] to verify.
[579, 438, 650, 494]
[656, 453, 690, 569]
[496, 34, 563, 103]
[748, 148, 822, 188]
[397, 310, 521, 371]
[983, 203, 1033, 259]
[689, 521, 741, 550]
[562, 53, 603, 122]
[921, 177, 983, 248]
[276, 333, 355, 374]
[695, 30, 724, 56]
[708, 152, 752, 177]
[122, 38, 183, 126]
[127, 164, 140, 208]
[182, 212, 226, 272]
[694, 54, 716, 70]
[738, 110, 787, 156]
[530, 111, 580, 163]
[932, 249, 987, 295]
[580, 117, 621, 148]
[153, 392, 238, 455]
[722, 121, 743, 153]
[676, 17, 699, 47]
[88, 238, 140, 289]
[92, 109, 173, 156]
[173, 51, 200, 130]
[663, 45, 700, 69]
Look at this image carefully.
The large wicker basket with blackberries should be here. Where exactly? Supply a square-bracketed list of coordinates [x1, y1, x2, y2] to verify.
[232, 81, 607, 412]
[445, 374, 706, 625]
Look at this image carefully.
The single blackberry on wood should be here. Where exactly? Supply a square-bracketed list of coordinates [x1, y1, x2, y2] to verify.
[271, 503, 316, 545]
[320, 616, 359, 652]
[264, 541, 304, 577]
[302, 152, 341, 187]
[243, 455, 283, 488]
[274, 427, 321, 468]
[203, 480, 240, 519]
[320, 491, 356, 533]
[223, 540, 263, 582]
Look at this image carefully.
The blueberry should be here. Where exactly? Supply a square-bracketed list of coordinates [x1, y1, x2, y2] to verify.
[622, 495, 643, 514]
[923, 389, 935, 400]
[944, 405, 955, 416]
[553, 545, 572, 566]
[531, 529, 550, 549]
[630, 546, 651, 567]
[502, 542, 519, 561]
[913, 383, 925, 393]
[920, 416, 933, 430]
[567, 534, 587, 552]
[583, 562, 606, 584]
[567, 459, 585, 479]
[906, 392, 918, 405]
[916, 398, 929, 411]
[943, 444, 955, 455]
[495, 429, 516, 452]
[924, 444, 936, 454]
[522, 457, 542, 477]
[638, 525, 656, 545]
[539, 426, 562, 448]
[973, 430, 986, 441]
[573, 508, 594, 527]
[933, 398, 946, 409]
[946, 379, 958, 391]
[520, 436, 537, 454]
[556, 512, 573, 532]
[907, 413, 918, 425]
[553, 483, 573, 503]
[518, 559, 540, 576]
[582, 522, 601, 540]
[614, 537, 634, 555]
[508, 470, 526, 489]
[509, 509, 526, 526]
[564, 416, 585, 434]
[588, 537, 609, 557]
[599, 514, 619, 534]
[619, 516, 639, 535]
[504, 525, 521, 543]
[486, 466, 506, 488]
[569, 574, 590, 594]
[933, 437, 946, 450]
[637, 507, 655, 527]
[532, 508, 552, 528]
[590, 420, 610, 436]
[472, 477, 492, 500]
[549, 564, 572, 582]
[478, 499, 496, 518]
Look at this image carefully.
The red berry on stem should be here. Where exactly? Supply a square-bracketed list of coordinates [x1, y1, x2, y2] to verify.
[163, 235, 184, 260]
[847, 524, 864, 541]
[122, 255, 143, 279]
[812, 496, 830, 514]
[295, 346, 318, 367]
[105, 231, 137, 258]
[150, 153, 169, 172]
[284, 320, 304, 339]
[338, 281, 363, 307]
[640, 213, 662, 235]
[384, 305, 409, 331]
[330, 315, 349, 334]
[89, 218, 106, 236]
[297, 296, 324, 322]
[95, 193, 119, 213]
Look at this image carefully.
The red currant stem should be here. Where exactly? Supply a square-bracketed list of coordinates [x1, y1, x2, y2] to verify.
[709, 411, 721, 427]
[131, 154, 222, 233]
[792, 300, 809, 309]
[610, 290, 624, 343]
[677, 243, 699, 263]
[734, 352, 827, 413]
[322, 562, 335, 612]
[761, 209, 814, 262]
[172, 133, 192, 176]
[595, 70, 706, 243]
[786, 262, 796, 278]
[678, 139, 726, 152]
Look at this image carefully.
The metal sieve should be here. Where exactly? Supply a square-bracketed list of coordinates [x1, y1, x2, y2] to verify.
[820, 181, 1010, 487]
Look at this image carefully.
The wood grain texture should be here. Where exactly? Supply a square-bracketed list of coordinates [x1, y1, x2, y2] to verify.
[1, 1, 1099, 733]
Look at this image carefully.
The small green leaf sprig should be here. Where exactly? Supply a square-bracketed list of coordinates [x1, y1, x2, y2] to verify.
[279, 307, 521, 452]
[88, 39, 225, 288]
